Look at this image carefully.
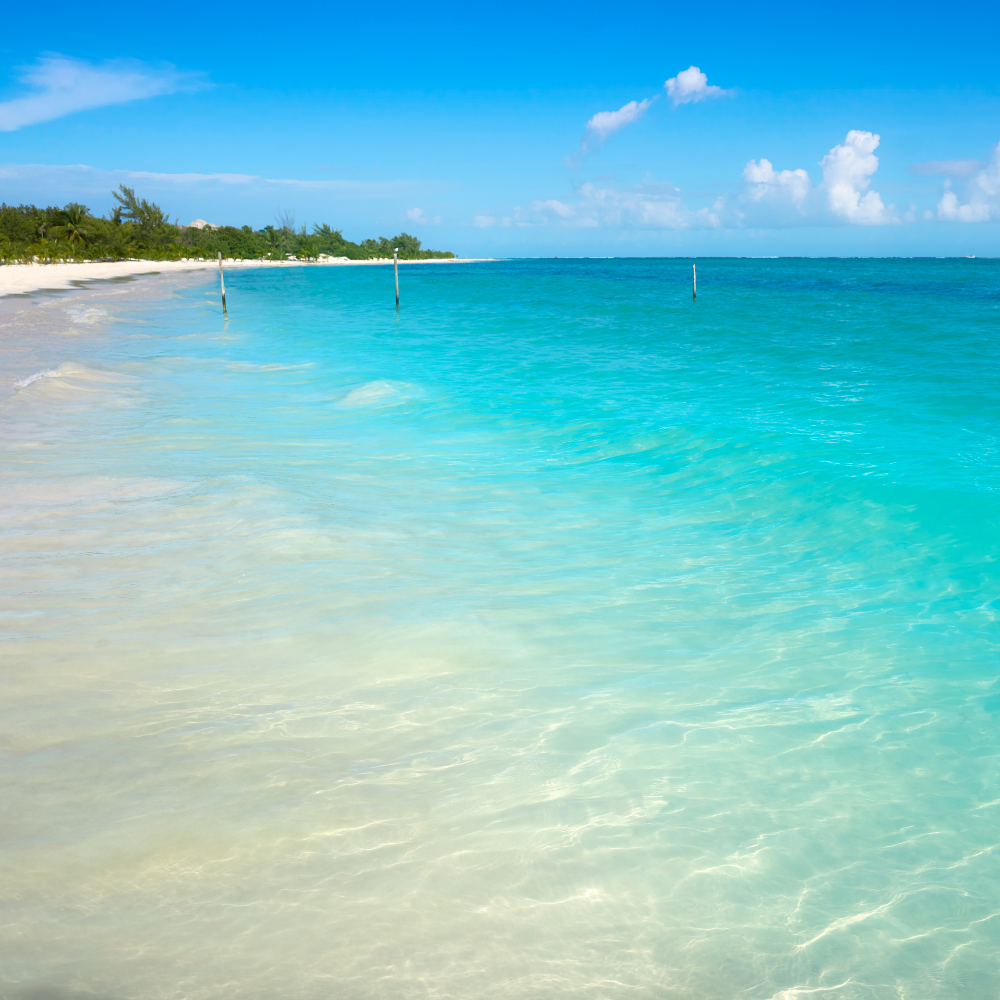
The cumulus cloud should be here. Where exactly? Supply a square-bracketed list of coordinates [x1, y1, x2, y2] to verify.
[819, 130, 892, 223]
[0, 55, 203, 131]
[930, 142, 1000, 222]
[664, 66, 730, 106]
[740, 131, 895, 225]
[742, 159, 812, 221]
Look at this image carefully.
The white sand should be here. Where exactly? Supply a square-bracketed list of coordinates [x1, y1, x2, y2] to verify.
[0, 256, 492, 298]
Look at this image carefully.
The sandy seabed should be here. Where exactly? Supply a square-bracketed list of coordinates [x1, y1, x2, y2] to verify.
[0, 256, 492, 298]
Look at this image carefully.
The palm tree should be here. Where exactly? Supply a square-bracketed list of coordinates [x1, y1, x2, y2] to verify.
[50, 203, 91, 247]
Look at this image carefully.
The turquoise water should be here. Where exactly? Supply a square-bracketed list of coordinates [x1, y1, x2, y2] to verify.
[2, 257, 1000, 999]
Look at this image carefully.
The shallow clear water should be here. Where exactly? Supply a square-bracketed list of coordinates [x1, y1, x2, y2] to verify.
[2, 258, 1000, 999]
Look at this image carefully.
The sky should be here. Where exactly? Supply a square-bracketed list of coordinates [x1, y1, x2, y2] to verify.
[1, 0, 999, 257]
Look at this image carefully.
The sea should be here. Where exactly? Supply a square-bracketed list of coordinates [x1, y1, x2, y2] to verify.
[2, 257, 999, 1000]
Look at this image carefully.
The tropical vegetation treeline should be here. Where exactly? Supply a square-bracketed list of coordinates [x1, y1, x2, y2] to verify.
[0, 186, 454, 264]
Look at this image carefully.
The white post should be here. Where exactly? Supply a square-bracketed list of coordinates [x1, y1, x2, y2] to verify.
[692, 263, 696, 302]
[394, 248, 400, 310]
[219, 252, 227, 316]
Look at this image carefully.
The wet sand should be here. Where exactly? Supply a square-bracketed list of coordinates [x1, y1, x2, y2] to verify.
[0, 256, 492, 298]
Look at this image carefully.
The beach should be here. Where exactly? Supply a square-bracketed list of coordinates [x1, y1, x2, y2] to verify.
[0, 255, 492, 298]
[2, 257, 999, 1000]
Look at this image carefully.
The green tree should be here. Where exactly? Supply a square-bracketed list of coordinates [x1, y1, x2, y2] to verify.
[50, 203, 91, 246]
[112, 185, 168, 228]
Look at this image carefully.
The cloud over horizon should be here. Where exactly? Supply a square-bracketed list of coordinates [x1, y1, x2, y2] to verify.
[504, 131, 904, 230]
[0, 55, 205, 131]
[933, 141, 1000, 222]
[741, 130, 895, 225]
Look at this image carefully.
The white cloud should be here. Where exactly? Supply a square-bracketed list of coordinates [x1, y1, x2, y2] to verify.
[473, 215, 496, 228]
[0, 55, 203, 131]
[739, 131, 895, 225]
[567, 97, 655, 165]
[664, 66, 730, 106]
[819, 130, 892, 223]
[933, 141, 1000, 222]
[406, 207, 442, 224]
[531, 199, 576, 219]
[585, 99, 653, 144]
[742, 159, 812, 219]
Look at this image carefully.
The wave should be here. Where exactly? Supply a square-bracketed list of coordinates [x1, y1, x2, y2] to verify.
[67, 307, 108, 326]
[13, 369, 59, 389]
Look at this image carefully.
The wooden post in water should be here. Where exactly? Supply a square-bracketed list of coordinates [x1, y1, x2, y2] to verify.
[692, 263, 697, 302]
[218, 252, 227, 316]
[393, 248, 400, 310]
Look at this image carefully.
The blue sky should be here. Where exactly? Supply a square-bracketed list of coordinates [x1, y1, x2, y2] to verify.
[1, 0, 998, 256]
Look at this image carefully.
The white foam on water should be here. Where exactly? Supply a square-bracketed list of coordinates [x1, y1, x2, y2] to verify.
[66, 306, 108, 326]
[338, 380, 417, 407]
[12, 369, 59, 389]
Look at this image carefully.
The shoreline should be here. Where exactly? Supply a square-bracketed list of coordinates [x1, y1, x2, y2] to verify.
[0, 256, 494, 299]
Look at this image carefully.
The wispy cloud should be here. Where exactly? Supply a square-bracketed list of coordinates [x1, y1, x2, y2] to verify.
[264, 177, 426, 196]
[909, 159, 985, 178]
[509, 182, 716, 230]
[664, 66, 731, 106]
[586, 99, 654, 145]
[125, 170, 256, 185]
[0, 162, 436, 201]
[406, 207, 442, 224]
[0, 55, 204, 131]
[566, 98, 655, 167]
